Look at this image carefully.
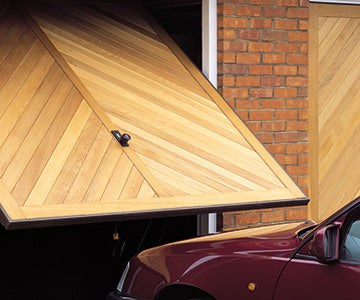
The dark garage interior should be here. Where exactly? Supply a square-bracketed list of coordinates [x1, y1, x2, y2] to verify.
[0, 216, 197, 299]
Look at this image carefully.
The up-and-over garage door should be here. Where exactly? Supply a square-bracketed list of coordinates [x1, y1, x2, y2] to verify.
[0, 1, 307, 229]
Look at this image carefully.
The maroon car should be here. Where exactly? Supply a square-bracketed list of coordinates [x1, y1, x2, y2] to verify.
[107, 198, 360, 300]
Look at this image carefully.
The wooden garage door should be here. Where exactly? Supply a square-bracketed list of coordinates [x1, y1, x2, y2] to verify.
[310, 3, 360, 221]
[0, 1, 307, 229]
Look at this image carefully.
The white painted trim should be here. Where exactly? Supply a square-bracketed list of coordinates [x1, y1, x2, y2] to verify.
[310, 0, 360, 4]
[198, 0, 217, 235]
[202, 0, 217, 88]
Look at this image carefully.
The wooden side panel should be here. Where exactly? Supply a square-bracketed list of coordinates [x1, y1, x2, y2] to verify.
[310, 4, 360, 220]
[30, 2, 293, 200]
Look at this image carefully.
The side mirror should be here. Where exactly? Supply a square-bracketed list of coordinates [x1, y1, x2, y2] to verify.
[310, 225, 340, 263]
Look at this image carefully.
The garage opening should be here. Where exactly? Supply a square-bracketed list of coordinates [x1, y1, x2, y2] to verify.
[0, 0, 307, 298]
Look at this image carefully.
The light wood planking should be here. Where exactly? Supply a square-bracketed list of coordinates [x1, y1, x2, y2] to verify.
[28, 2, 299, 199]
[0, 8, 157, 222]
[0, 64, 62, 177]
[0, 2, 307, 226]
[21, 189, 296, 219]
[310, 3, 360, 220]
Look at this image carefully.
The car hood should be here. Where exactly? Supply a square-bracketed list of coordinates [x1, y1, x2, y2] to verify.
[137, 221, 315, 267]
[123, 222, 315, 298]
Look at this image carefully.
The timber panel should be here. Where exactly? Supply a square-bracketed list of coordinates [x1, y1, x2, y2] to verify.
[0, 1, 307, 228]
[0, 9, 156, 225]
[30, 2, 291, 196]
[310, 4, 360, 220]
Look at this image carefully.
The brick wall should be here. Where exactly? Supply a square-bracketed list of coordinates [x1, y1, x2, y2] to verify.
[217, 0, 309, 230]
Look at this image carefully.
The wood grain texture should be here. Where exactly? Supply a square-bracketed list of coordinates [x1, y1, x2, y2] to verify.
[21, 189, 296, 219]
[310, 3, 360, 220]
[0, 2, 307, 227]
[29, 1, 305, 201]
[0, 8, 156, 222]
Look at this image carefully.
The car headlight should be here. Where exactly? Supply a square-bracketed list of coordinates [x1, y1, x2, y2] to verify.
[116, 262, 130, 292]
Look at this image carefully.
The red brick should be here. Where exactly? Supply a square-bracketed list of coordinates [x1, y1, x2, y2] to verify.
[237, 7, 261, 17]
[266, 144, 285, 154]
[238, 30, 261, 40]
[275, 110, 298, 120]
[287, 8, 309, 19]
[247, 122, 261, 132]
[236, 99, 261, 109]
[299, 0, 310, 7]
[298, 176, 308, 186]
[256, 133, 274, 144]
[286, 143, 308, 154]
[286, 209, 308, 221]
[298, 66, 308, 75]
[236, 111, 248, 121]
[223, 215, 234, 227]
[299, 88, 308, 98]
[287, 54, 308, 64]
[288, 32, 308, 42]
[262, 7, 286, 18]
[222, 17, 248, 28]
[276, 0, 298, 6]
[302, 187, 309, 196]
[263, 54, 286, 64]
[218, 4, 236, 15]
[279, 206, 300, 211]
[236, 76, 261, 86]
[262, 121, 285, 132]
[262, 211, 285, 223]
[298, 110, 308, 120]
[218, 29, 236, 40]
[251, 208, 274, 213]
[263, 31, 286, 41]
[286, 99, 308, 109]
[274, 65, 297, 75]
[249, 88, 273, 98]
[236, 53, 261, 64]
[249, 0, 273, 5]
[218, 52, 236, 63]
[287, 121, 308, 131]
[249, 111, 273, 121]
[218, 41, 248, 52]
[274, 88, 298, 98]
[219, 0, 247, 3]
[286, 77, 308, 86]
[262, 99, 284, 109]
[222, 88, 248, 98]
[227, 99, 236, 109]
[298, 154, 308, 164]
[249, 65, 272, 75]
[236, 213, 261, 225]
[218, 76, 235, 87]
[299, 20, 309, 30]
[250, 19, 273, 29]
[262, 76, 284, 86]
[276, 132, 298, 143]
[286, 165, 308, 175]
[249, 42, 273, 52]
[274, 154, 298, 165]
[275, 43, 297, 53]
[299, 43, 309, 53]
[218, 64, 247, 75]
[275, 20, 297, 30]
